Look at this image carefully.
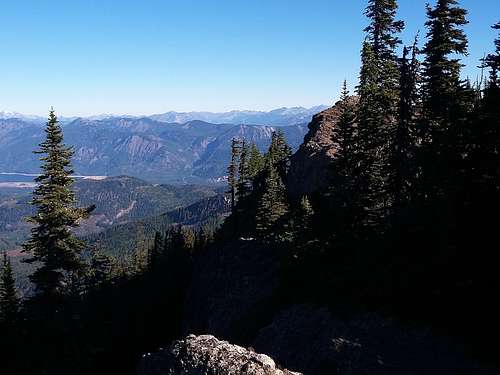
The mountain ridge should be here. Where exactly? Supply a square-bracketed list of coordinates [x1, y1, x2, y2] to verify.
[0, 117, 310, 183]
[0, 105, 329, 126]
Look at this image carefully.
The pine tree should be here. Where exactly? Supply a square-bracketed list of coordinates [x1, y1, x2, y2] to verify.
[418, 0, 469, 203]
[267, 130, 292, 169]
[482, 22, 500, 105]
[227, 138, 241, 213]
[88, 247, 115, 290]
[0, 253, 20, 324]
[237, 140, 251, 200]
[390, 40, 420, 207]
[364, 0, 405, 60]
[297, 195, 314, 236]
[148, 231, 164, 270]
[22, 109, 94, 300]
[331, 81, 359, 214]
[248, 143, 265, 179]
[256, 162, 289, 234]
[356, 0, 404, 227]
[421, 0, 468, 135]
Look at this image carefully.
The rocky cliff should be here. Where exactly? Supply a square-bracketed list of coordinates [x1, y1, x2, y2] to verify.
[138, 335, 300, 375]
[287, 98, 358, 201]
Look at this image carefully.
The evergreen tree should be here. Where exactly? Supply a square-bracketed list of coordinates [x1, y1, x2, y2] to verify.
[356, 0, 404, 226]
[227, 138, 241, 213]
[421, 0, 468, 135]
[148, 231, 164, 270]
[256, 162, 289, 234]
[482, 22, 500, 105]
[297, 195, 314, 236]
[22, 109, 94, 300]
[88, 246, 116, 289]
[364, 0, 405, 60]
[248, 143, 265, 179]
[237, 140, 251, 200]
[390, 40, 420, 207]
[418, 0, 469, 203]
[267, 130, 292, 171]
[331, 81, 359, 215]
[0, 252, 20, 324]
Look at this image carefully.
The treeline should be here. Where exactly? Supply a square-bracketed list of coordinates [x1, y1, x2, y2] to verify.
[218, 0, 500, 362]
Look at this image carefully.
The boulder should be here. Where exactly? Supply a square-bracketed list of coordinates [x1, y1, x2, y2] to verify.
[138, 334, 301, 375]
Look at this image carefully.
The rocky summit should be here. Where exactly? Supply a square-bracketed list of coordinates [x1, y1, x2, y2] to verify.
[138, 335, 301, 375]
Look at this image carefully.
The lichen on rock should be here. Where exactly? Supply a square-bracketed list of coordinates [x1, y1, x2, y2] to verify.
[138, 334, 301, 375]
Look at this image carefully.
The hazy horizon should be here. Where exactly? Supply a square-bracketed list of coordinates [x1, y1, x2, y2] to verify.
[0, 104, 328, 119]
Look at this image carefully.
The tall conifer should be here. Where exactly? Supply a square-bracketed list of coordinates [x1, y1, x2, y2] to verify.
[23, 109, 93, 300]
[357, 0, 404, 226]
[0, 253, 20, 324]
[227, 138, 240, 213]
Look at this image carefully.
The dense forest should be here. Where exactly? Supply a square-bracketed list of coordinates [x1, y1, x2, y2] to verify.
[1, 0, 499, 374]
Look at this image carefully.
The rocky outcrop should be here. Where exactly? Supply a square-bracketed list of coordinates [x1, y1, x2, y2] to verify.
[138, 334, 301, 375]
[253, 305, 497, 375]
[287, 98, 357, 201]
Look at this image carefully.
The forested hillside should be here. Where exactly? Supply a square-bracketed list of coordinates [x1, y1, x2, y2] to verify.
[0, 176, 221, 252]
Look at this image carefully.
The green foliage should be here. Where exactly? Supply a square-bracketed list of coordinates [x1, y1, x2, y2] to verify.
[0, 252, 20, 324]
[22, 110, 94, 299]
[330, 82, 361, 226]
[256, 162, 289, 234]
[237, 140, 251, 201]
[248, 143, 265, 178]
[390, 40, 420, 207]
[421, 0, 469, 134]
[227, 138, 241, 212]
[87, 246, 117, 290]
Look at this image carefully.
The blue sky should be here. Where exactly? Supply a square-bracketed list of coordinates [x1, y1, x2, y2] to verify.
[0, 0, 497, 116]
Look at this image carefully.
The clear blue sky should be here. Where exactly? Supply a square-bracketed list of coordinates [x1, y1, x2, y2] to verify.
[0, 0, 497, 117]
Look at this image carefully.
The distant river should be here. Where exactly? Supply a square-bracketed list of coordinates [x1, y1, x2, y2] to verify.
[0, 172, 107, 188]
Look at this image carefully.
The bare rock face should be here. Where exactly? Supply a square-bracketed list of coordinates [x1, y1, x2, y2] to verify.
[287, 98, 357, 201]
[138, 334, 301, 375]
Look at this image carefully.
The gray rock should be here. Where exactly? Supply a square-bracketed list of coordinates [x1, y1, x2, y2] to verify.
[138, 334, 301, 375]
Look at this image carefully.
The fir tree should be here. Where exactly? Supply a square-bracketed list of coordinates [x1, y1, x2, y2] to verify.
[297, 195, 314, 236]
[267, 130, 292, 171]
[248, 143, 265, 179]
[418, 0, 469, 203]
[237, 140, 251, 200]
[0, 253, 20, 324]
[331, 81, 359, 213]
[482, 22, 500, 104]
[356, 41, 388, 225]
[421, 0, 468, 135]
[227, 138, 241, 213]
[256, 162, 289, 234]
[22, 109, 94, 300]
[148, 231, 164, 270]
[390, 40, 420, 207]
[356, 0, 404, 226]
[88, 246, 116, 289]
[364, 0, 405, 60]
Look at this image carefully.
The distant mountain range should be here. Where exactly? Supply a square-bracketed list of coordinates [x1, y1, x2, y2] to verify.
[0, 106, 328, 126]
[0, 108, 318, 182]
